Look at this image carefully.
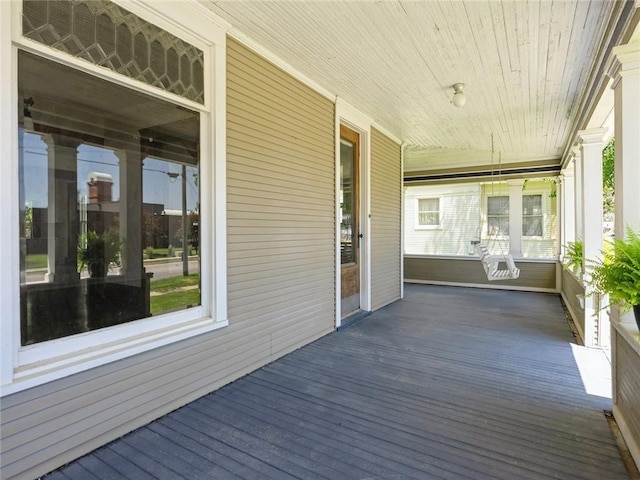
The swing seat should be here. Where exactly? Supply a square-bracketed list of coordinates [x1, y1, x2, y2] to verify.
[475, 244, 520, 281]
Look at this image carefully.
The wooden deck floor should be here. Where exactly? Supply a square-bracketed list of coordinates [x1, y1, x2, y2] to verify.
[46, 284, 627, 479]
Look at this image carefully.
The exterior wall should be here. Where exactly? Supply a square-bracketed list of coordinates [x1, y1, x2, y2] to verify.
[226, 38, 336, 355]
[613, 327, 640, 469]
[404, 183, 481, 256]
[0, 37, 336, 480]
[405, 256, 558, 291]
[370, 128, 402, 310]
[560, 268, 586, 343]
[404, 180, 557, 258]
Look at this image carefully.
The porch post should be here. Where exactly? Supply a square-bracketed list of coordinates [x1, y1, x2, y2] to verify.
[43, 134, 81, 284]
[560, 169, 576, 257]
[607, 39, 640, 326]
[115, 149, 145, 281]
[571, 147, 583, 248]
[507, 179, 523, 257]
[577, 128, 607, 347]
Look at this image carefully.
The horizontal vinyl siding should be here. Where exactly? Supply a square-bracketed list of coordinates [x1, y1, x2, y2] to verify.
[404, 184, 482, 256]
[370, 128, 402, 310]
[615, 331, 640, 462]
[226, 37, 335, 351]
[405, 256, 558, 291]
[0, 38, 335, 480]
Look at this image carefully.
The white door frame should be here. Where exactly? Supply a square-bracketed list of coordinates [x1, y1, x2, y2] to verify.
[335, 97, 372, 328]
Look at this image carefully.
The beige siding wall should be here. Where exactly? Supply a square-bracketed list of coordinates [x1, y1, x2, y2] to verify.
[226, 38, 336, 355]
[370, 128, 402, 310]
[405, 256, 558, 291]
[614, 330, 640, 467]
[1, 38, 336, 480]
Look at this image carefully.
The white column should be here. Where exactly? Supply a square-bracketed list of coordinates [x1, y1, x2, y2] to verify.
[507, 179, 524, 257]
[43, 134, 81, 284]
[578, 128, 607, 347]
[116, 149, 145, 281]
[608, 39, 640, 326]
[561, 170, 576, 253]
[560, 171, 576, 258]
[572, 147, 583, 245]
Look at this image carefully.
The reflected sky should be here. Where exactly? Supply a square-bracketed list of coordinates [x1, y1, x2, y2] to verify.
[21, 131, 199, 211]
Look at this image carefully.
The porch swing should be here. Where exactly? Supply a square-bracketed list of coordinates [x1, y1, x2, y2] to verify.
[474, 135, 520, 281]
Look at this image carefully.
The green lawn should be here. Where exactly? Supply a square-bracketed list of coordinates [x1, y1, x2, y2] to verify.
[150, 274, 199, 292]
[26, 254, 48, 270]
[151, 289, 200, 315]
[150, 274, 200, 315]
[146, 247, 196, 259]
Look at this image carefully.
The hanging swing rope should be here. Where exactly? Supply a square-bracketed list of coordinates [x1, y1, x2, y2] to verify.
[475, 133, 520, 281]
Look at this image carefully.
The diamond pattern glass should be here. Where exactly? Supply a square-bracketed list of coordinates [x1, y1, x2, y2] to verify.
[22, 0, 205, 104]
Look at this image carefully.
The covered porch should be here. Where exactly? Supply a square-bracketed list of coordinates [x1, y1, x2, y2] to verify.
[46, 284, 629, 479]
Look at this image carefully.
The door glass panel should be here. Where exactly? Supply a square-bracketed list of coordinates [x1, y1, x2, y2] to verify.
[340, 139, 356, 264]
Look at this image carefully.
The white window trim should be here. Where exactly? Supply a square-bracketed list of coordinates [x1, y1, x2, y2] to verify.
[414, 196, 443, 230]
[1, 0, 229, 395]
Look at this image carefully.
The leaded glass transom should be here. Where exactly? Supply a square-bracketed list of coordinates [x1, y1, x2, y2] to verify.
[22, 0, 205, 104]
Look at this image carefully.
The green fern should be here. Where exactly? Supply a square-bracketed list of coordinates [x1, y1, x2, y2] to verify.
[589, 227, 640, 309]
[563, 240, 583, 273]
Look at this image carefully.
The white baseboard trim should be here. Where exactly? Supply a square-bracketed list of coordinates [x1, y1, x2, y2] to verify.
[404, 279, 558, 294]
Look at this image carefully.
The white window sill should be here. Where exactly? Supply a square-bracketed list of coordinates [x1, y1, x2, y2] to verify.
[414, 225, 443, 230]
[2, 314, 227, 396]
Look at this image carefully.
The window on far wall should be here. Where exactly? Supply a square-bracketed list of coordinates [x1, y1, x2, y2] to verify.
[417, 197, 441, 228]
[523, 194, 543, 236]
[487, 196, 509, 236]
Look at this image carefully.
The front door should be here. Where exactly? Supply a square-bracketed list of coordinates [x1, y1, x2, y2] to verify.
[340, 125, 360, 317]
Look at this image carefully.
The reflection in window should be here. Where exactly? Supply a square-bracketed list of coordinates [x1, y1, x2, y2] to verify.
[18, 50, 200, 346]
[417, 198, 440, 226]
[340, 139, 356, 264]
[487, 196, 509, 236]
[523, 195, 543, 236]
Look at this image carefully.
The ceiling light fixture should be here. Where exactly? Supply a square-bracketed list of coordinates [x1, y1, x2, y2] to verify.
[23, 97, 35, 130]
[452, 83, 466, 107]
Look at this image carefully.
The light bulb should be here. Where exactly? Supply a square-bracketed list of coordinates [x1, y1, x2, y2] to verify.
[452, 83, 466, 107]
[453, 92, 466, 107]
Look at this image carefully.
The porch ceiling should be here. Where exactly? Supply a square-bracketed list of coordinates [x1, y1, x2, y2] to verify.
[204, 0, 628, 173]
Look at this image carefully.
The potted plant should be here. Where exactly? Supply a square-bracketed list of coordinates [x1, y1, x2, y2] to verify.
[78, 229, 121, 278]
[563, 239, 583, 275]
[588, 227, 640, 330]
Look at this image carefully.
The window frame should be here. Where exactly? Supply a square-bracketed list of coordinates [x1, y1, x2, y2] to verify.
[1, 0, 228, 394]
[415, 196, 442, 230]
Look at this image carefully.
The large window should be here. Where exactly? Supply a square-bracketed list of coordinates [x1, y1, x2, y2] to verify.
[487, 196, 509, 236]
[523, 194, 543, 236]
[18, 49, 200, 345]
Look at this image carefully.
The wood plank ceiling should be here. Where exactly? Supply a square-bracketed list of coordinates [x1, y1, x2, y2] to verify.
[204, 1, 624, 172]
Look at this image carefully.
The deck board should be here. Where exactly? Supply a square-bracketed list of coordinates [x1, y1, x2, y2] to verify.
[45, 285, 628, 479]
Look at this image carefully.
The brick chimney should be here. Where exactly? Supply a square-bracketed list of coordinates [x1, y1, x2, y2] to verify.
[87, 172, 113, 204]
